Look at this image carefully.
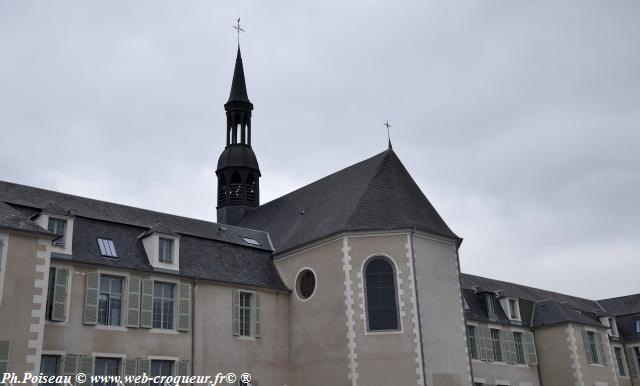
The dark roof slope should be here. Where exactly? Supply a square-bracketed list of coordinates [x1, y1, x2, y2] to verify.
[241, 149, 459, 254]
[0, 202, 53, 236]
[598, 294, 640, 316]
[0, 180, 271, 250]
[531, 300, 602, 328]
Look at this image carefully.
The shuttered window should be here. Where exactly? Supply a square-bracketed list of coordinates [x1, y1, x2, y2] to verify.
[98, 275, 123, 326]
[364, 258, 399, 331]
[232, 290, 261, 338]
[46, 267, 69, 322]
[84, 272, 100, 325]
[48, 218, 67, 247]
[514, 332, 526, 364]
[152, 282, 174, 329]
[614, 347, 626, 376]
[126, 277, 141, 328]
[467, 325, 478, 359]
[177, 283, 191, 332]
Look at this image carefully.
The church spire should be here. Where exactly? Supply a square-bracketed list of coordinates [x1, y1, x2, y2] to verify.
[216, 45, 261, 226]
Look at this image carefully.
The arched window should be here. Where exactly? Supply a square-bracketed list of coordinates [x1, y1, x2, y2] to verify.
[364, 257, 399, 331]
[217, 175, 227, 206]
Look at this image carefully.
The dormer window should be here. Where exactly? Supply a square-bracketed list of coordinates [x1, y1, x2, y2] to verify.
[159, 238, 174, 263]
[485, 293, 498, 321]
[608, 317, 619, 337]
[636, 320, 640, 334]
[508, 298, 521, 320]
[48, 217, 67, 247]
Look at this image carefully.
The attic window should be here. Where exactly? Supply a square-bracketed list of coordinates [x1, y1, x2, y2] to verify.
[242, 237, 261, 246]
[97, 238, 117, 258]
[636, 320, 640, 334]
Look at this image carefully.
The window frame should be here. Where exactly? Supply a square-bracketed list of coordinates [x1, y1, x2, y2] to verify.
[158, 238, 174, 264]
[149, 358, 174, 386]
[152, 281, 175, 330]
[362, 255, 401, 333]
[490, 328, 503, 362]
[39, 354, 62, 386]
[513, 331, 526, 364]
[97, 238, 118, 259]
[239, 291, 253, 337]
[294, 267, 317, 301]
[467, 325, 478, 359]
[48, 217, 67, 248]
[585, 330, 600, 364]
[97, 275, 124, 327]
[614, 346, 627, 376]
[93, 356, 121, 386]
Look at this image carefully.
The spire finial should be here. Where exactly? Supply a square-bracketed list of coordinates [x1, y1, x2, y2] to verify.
[384, 120, 393, 149]
[233, 18, 245, 47]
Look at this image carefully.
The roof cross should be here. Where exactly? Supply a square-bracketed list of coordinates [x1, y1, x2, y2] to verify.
[384, 120, 393, 149]
[233, 18, 245, 46]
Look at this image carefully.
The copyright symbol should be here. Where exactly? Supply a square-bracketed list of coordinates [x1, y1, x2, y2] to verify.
[226, 373, 236, 383]
[75, 373, 86, 383]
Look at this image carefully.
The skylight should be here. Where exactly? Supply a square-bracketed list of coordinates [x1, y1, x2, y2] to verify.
[242, 237, 261, 246]
[97, 238, 118, 258]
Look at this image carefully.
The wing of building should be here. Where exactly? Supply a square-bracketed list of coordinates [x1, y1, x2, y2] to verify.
[0, 47, 638, 386]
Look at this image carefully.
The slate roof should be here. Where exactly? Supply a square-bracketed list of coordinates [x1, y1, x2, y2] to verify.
[226, 47, 252, 107]
[0, 180, 287, 291]
[461, 273, 639, 334]
[0, 201, 54, 236]
[240, 149, 460, 254]
[0, 180, 271, 250]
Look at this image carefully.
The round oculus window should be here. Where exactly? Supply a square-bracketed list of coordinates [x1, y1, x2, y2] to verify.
[296, 269, 316, 300]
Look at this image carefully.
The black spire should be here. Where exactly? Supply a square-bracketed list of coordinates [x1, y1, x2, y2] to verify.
[216, 47, 261, 226]
[226, 48, 252, 106]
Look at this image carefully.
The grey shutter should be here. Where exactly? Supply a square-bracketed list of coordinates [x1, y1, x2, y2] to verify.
[63, 355, 79, 385]
[524, 331, 538, 365]
[254, 293, 261, 338]
[127, 276, 141, 328]
[137, 359, 150, 386]
[51, 267, 69, 322]
[177, 283, 192, 332]
[484, 327, 494, 362]
[500, 330, 511, 363]
[627, 347, 639, 377]
[232, 290, 240, 336]
[84, 272, 100, 325]
[582, 330, 593, 363]
[503, 330, 515, 364]
[595, 333, 607, 365]
[176, 360, 189, 377]
[78, 356, 94, 385]
[0, 341, 9, 373]
[140, 279, 154, 329]
[124, 359, 137, 386]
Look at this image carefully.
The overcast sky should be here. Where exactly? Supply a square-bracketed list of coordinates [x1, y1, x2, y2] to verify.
[1, 1, 638, 299]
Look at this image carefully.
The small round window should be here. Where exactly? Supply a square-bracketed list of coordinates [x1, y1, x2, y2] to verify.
[296, 269, 316, 300]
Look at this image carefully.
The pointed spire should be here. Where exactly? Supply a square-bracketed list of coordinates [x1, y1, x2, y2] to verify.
[226, 47, 252, 106]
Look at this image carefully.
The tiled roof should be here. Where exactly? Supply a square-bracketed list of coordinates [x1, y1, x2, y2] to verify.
[0, 201, 53, 236]
[241, 149, 460, 254]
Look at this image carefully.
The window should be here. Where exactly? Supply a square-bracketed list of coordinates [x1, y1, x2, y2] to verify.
[97, 239, 117, 258]
[150, 360, 173, 386]
[241, 237, 260, 246]
[48, 218, 66, 247]
[508, 299, 519, 319]
[585, 331, 600, 363]
[490, 328, 502, 362]
[295, 269, 316, 300]
[158, 238, 173, 264]
[635, 347, 640, 369]
[514, 332, 526, 364]
[636, 320, 640, 334]
[467, 325, 478, 359]
[98, 275, 123, 326]
[40, 355, 60, 386]
[364, 258, 399, 331]
[614, 347, 626, 376]
[239, 292, 253, 336]
[94, 357, 120, 386]
[46, 267, 56, 321]
[485, 294, 497, 320]
[152, 281, 174, 329]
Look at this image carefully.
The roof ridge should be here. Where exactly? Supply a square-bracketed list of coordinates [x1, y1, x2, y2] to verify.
[0, 179, 268, 236]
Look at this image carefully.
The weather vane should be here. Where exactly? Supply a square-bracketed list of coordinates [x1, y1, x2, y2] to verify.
[384, 120, 392, 149]
[233, 18, 245, 46]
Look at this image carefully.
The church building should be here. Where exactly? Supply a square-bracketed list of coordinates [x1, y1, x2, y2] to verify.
[0, 47, 638, 386]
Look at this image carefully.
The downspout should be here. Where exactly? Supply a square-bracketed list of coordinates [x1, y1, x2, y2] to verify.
[191, 279, 197, 376]
[410, 228, 429, 386]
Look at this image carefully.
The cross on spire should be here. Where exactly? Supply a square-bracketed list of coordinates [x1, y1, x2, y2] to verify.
[384, 120, 393, 149]
[233, 18, 245, 47]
